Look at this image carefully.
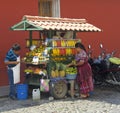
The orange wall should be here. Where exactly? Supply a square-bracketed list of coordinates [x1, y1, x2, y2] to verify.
[61, 0, 120, 57]
[0, 0, 38, 86]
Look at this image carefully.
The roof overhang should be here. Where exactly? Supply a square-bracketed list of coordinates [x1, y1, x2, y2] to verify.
[11, 20, 43, 31]
[10, 15, 102, 32]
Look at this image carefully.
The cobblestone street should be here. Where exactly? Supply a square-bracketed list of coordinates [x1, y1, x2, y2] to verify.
[0, 86, 120, 113]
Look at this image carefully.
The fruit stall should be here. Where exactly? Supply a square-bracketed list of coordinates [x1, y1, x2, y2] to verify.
[11, 15, 101, 99]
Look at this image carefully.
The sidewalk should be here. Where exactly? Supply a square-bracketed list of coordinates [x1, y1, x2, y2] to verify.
[0, 86, 120, 113]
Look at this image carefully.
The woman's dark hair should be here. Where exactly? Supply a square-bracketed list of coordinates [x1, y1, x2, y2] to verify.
[12, 43, 21, 51]
[75, 42, 86, 51]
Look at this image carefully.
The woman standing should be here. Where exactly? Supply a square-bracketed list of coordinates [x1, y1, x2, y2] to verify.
[68, 42, 94, 98]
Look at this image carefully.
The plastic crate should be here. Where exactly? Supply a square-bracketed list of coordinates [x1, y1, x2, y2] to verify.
[16, 84, 28, 100]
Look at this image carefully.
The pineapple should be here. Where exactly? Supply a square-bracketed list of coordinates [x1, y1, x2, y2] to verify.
[59, 70, 66, 77]
[51, 70, 56, 78]
[55, 70, 59, 77]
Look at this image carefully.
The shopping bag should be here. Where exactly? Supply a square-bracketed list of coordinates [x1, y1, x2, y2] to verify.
[40, 79, 50, 92]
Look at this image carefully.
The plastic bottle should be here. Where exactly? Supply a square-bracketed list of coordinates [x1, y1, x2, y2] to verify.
[32, 88, 40, 100]
[49, 96, 54, 101]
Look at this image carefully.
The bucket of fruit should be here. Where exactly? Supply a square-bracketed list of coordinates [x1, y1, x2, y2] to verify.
[66, 74, 77, 80]
[65, 67, 77, 80]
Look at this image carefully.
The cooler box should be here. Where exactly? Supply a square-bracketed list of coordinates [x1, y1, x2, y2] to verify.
[16, 84, 28, 100]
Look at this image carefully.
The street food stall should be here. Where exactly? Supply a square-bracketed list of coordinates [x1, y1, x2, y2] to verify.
[11, 15, 101, 99]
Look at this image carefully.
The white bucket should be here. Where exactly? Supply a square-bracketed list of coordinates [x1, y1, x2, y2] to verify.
[32, 88, 40, 100]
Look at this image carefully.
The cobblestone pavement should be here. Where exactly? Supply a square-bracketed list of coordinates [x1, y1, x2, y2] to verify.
[0, 86, 120, 113]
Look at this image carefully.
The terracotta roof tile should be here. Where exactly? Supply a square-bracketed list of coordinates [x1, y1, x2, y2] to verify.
[22, 15, 101, 32]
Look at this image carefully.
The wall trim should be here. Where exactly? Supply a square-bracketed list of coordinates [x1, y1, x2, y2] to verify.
[0, 86, 9, 97]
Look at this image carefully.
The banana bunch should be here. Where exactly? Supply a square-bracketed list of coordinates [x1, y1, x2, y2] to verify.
[34, 46, 45, 53]
[39, 56, 46, 61]
[66, 48, 72, 55]
[51, 57, 66, 62]
[66, 40, 75, 47]
[24, 69, 33, 74]
[34, 53, 42, 57]
[66, 67, 77, 75]
[52, 48, 60, 56]
[52, 40, 57, 47]
[26, 46, 45, 57]
[61, 40, 66, 47]
[72, 60, 76, 65]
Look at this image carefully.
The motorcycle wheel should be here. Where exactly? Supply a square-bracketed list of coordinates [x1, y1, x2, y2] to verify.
[92, 69, 103, 85]
[50, 80, 68, 99]
[116, 85, 120, 92]
[114, 71, 120, 82]
[106, 71, 120, 91]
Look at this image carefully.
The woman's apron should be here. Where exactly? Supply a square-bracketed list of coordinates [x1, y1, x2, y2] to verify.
[12, 56, 20, 84]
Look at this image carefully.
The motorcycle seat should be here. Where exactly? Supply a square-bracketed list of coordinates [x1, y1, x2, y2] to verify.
[109, 57, 120, 65]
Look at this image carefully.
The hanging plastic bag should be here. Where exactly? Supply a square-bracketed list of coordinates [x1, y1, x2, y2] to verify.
[40, 78, 50, 92]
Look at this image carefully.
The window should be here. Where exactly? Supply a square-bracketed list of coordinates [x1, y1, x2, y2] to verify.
[38, 0, 60, 17]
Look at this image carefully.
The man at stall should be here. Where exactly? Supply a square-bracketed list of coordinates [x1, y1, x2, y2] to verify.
[4, 43, 21, 100]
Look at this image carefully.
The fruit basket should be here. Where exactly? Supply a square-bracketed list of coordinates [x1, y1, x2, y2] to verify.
[65, 67, 77, 80]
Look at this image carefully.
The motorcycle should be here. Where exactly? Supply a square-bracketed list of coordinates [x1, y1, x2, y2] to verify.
[88, 44, 120, 87]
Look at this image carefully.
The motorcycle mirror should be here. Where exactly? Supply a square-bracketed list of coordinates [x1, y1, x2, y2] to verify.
[88, 45, 91, 49]
[100, 44, 103, 48]
[111, 50, 116, 56]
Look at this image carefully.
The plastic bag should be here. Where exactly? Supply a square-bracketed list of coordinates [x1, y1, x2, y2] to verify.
[40, 79, 50, 92]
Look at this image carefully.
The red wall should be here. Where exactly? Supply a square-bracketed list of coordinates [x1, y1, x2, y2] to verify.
[0, 0, 38, 86]
[61, 0, 120, 57]
[1, 0, 120, 86]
